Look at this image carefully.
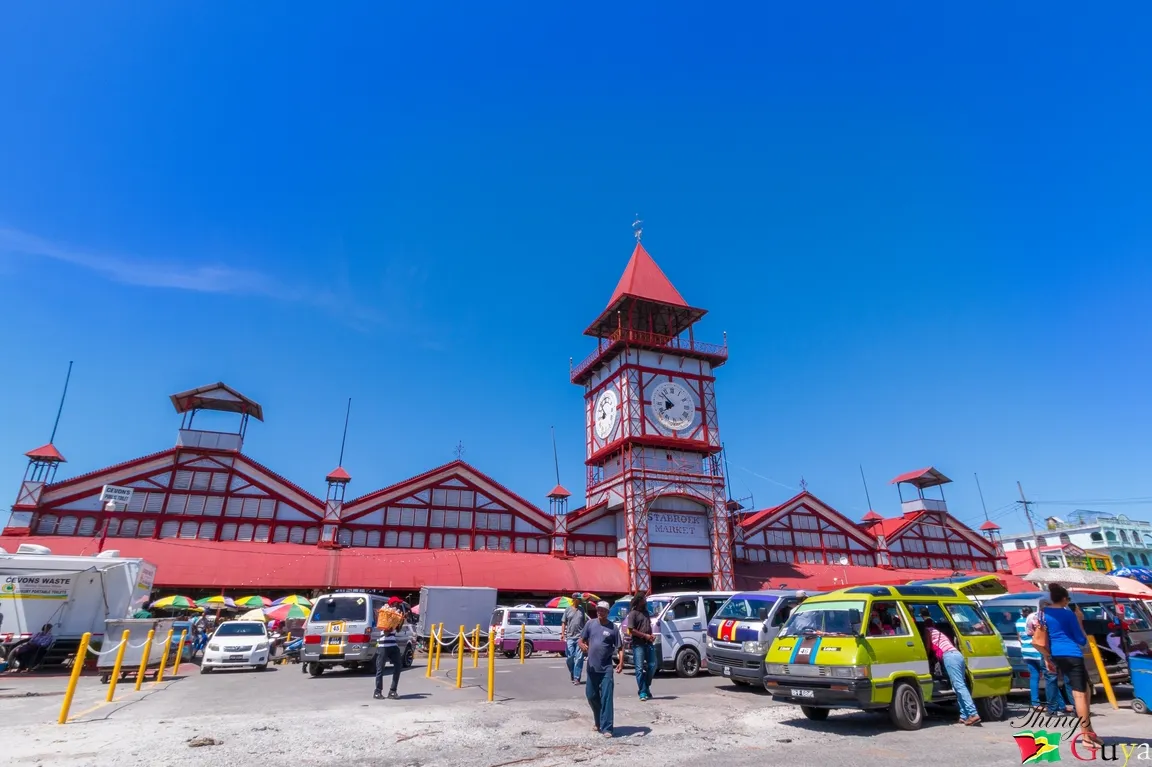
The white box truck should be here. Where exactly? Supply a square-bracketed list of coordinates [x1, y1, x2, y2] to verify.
[0, 544, 157, 657]
[416, 586, 498, 646]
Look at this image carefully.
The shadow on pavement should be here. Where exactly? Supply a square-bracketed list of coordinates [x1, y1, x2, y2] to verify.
[613, 726, 653, 737]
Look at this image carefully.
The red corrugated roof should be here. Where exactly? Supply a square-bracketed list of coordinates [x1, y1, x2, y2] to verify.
[326, 466, 351, 483]
[873, 511, 922, 540]
[0, 536, 630, 594]
[736, 562, 1024, 592]
[24, 443, 65, 462]
[606, 243, 688, 308]
[890, 467, 951, 487]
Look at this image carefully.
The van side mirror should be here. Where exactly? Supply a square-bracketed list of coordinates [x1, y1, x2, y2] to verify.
[758, 608, 768, 621]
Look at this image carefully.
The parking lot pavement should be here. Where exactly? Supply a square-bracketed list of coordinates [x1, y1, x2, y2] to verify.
[4, 656, 1151, 766]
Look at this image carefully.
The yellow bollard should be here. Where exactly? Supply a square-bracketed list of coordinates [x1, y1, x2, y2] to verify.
[58, 632, 92, 724]
[486, 630, 495, 702]
[154, 629, 174, 683]
[519, 624, 525, 664]
[425, 624, 435, 678]
[1087, 636, 1119, 710]
[171, 631, 188, 678]
[434, 622, 444, 672]
[134, 629, 155, 691]
[455, 624, 465, 688]
[105, 630, 131, 703]
[472, 625, 480, 668]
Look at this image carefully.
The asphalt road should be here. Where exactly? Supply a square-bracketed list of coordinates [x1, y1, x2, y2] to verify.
[4, 653, 1151, 766]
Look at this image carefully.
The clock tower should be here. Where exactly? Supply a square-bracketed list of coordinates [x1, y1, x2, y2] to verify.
[571, 237, 733, 592]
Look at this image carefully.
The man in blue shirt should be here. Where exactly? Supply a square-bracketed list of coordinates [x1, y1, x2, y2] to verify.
[1016, 603, 1071, 714]
[579, 601, 624, 738]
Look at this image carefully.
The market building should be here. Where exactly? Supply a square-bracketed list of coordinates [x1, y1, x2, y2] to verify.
[2, 240, 1017, 597]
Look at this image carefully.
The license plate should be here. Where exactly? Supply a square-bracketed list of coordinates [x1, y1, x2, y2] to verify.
[228, 655, 245, 661]
[723, 666, 731, 677]
[791, 689, 814, 698]
[328, 636, 341, 645]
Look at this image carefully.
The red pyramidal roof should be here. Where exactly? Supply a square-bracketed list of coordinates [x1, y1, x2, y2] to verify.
[606, 243, 688, 308]
[326, 466, 351, 483]
[547, 484, 571, 499]
[979, 519, 1001, 531]
[25, 443, 65, 462]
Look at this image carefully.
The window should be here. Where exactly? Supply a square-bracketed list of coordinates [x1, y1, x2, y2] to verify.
[351, 530, 367, 546]
[1014, 539, 1025, 550]
[78, 517, 97, 536]
[34, 515, 58, 535]
[237, 523, 255, 542]
[704, 598, 729, 622]
[137, 520, 155, 537]
[1090, 532, 1103, 542]
[945, 603, 993, 635]
[105, 519, 121, 537]
[199, 522, 217, 540]
[254, 524, 270, 542]
[120, 518, 139, 537]
[543, 611, 564, 627]
[1121, 530, 1130, 543]
[368, 531, 381, 547]
[430, 533, 443, 549]
[765, 530, 792, 546]
[220, 523, 238, 541]
[669, 599, 699, 621]
[1142, 553, 1150, 566]
[399, 532, 412, 548]
[385, 531, 398, 547]
[780, 600, 865, 637]
[289, 527, 305, 544]
[57, 516, 78, 535]
[866, 603, 911, 636]
[304, 527, 319, 544]
[179, 521, 199, 539]
[160, 521, 179, 538]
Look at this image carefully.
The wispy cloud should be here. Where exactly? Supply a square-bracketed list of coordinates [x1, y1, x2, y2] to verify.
[0, 225, 384, 328]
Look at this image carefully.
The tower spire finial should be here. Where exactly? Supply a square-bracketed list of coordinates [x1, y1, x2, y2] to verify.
[632, 214, 643, 243]
[453, 440, 465, 460]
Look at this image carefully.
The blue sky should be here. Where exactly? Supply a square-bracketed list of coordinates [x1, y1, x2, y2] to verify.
[2, 3, 1151, 536]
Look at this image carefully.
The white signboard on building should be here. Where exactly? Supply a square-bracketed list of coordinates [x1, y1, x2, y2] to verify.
[100, 485, 134, 507]
[648, 511, 709, 547]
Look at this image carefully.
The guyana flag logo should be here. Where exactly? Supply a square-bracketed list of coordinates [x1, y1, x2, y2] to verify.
[1014, 730, 1062, 763]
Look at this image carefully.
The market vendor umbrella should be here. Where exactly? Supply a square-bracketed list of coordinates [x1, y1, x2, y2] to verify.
[151, 595, 197, 610]
[1022, 568, 1119, 590]
[1108, 566, 1152, 585]
[1074, 576, 1152, 600]
[239, 608, 268, 622]
[271, 594, 312, 607]
[265, 603, 310, 622]
[234, 595, 272, 608]
[196, 595, 237, 610]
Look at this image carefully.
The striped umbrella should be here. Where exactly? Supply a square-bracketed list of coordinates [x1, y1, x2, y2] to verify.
[271, 594, 312, 607]
[234, 595, 272, 608]
[1108, 566, 1152, 585]
[196, 595, 237, 610]
[265, 603, 310, 622]
[239, 608, 268, 622]
[151, 595, 197, 611]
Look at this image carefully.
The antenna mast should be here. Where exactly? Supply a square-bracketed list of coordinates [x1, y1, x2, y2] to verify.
[859, 465, 873, 510]
[550, 426, 561, 485]
[49, 361, 74, 443]
[974, 472, 990, 522]
[337, 398, 351, 466]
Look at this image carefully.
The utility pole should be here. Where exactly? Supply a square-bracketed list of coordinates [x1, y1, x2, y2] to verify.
[1017, 481, 1042, 568]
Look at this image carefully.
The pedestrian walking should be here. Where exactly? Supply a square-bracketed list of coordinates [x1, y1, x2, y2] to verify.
[1035, 585, 1103, 748]
[1017, 603, 1073, 714]
[579, 601, 624, 738]
[920, 610, 980, 725]
[624, 593, 657, 701]
[374, 597, 405, 700]
[561, 592, 589, 685]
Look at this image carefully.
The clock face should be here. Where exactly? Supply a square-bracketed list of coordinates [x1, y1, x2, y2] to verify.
[650, 381, 695, 431]
[593, 388, 619, 440]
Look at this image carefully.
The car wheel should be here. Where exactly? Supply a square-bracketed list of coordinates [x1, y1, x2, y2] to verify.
[255, 663, 268, 672]
[801, 706, 830, 721]
[976, 694, 1006, 722]
[100, 673, 111, 684]
[888, 681, 924, 731]
[200, 666, 211, 675]
[522, 640, 535, 659]
[503, 651, 515, 659]
[308, 663, 324, 677]
[1131, 698, 1148, 715]
[731, 678, 750, 686]
[675, 648, 700, 678]
[403, 645, 415, 668]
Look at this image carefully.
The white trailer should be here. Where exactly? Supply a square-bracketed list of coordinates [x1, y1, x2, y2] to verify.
[0, 544, 156, 649]
[416, 586, 498, 643]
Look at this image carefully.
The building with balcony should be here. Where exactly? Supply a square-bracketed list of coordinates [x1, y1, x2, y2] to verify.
[1004, 509, 1151, 571]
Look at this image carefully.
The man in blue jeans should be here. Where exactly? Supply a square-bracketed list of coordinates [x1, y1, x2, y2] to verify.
[624, 593, 657, 700]
[561, 594, 588, 685]
[579, 601, 624, 738]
